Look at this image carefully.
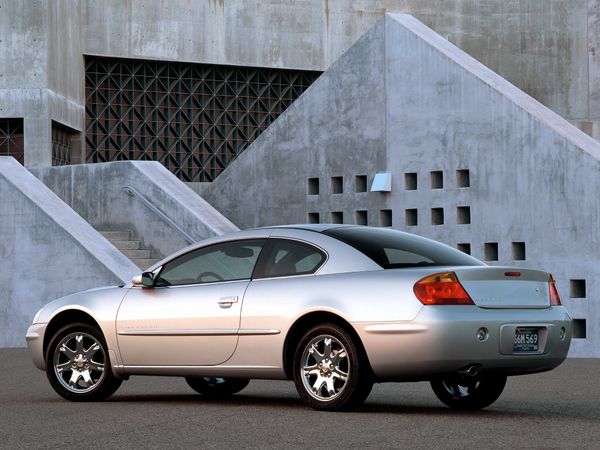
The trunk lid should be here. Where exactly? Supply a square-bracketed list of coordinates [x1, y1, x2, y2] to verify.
[455, 267, 551, 309]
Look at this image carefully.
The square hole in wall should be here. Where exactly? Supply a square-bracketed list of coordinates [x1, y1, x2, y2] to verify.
[380, 209, 392, 227]
[355, 175, 367, 193]
[512, 242, 526, 260]
[331, 176, 343, 194]
[308, 178, 319, 195]
[331, 211, 343, 224]
[457, 243, 471, 255]
[430, 171, 443, 189]
[405, 209, 417, 226]
[484, 242, 498, 261]
[570, 279, 586, 298]
[457, 169, 470, 188]
[457, 206, 471, 224]
[405, 172, 417, 190]
[573, 319, 587, 339]
[431, 207, 444, 225]
[308, 212, 320, 224]
[355, 210, 368, 225]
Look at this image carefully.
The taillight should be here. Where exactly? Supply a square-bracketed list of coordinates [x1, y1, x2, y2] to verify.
[413, 272, 474, 305]
[549, 274, 562, 306]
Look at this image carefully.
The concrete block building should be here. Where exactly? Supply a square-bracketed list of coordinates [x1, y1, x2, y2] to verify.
[1, 1, 599, 355]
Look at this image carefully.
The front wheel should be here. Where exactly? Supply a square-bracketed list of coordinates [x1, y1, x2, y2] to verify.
[185, 377, 250, 397]
[293, 323, 373, 411]
[45, 323, 122, 401]
[430, 373, 507, 410]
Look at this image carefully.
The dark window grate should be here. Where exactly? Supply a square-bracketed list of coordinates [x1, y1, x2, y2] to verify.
[0, 118, 24, 164]
[52, 124, 73, 166]
[85, 56, 321, 181]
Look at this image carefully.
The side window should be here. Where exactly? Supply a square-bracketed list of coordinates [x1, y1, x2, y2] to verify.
[155, 240, 265, 286]
[257, 239, 326, 278]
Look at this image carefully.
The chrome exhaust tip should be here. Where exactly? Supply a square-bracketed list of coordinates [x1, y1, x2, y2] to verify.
[458, 365, 479, 377]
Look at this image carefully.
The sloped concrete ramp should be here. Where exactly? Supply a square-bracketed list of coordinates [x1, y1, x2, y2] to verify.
[0, 157, 139, 347]
[201, 14, 600, 356]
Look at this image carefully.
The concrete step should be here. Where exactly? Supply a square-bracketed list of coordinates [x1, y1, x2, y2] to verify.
[132, 258, 161, 269]
[100, 231, 131, 241]
[111, 240, 141, 250]
[121, 248, 151, 259]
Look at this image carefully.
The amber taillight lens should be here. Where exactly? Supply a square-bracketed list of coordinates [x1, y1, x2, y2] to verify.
[413, 272, 474, 305]
[549, 274, 562, 306]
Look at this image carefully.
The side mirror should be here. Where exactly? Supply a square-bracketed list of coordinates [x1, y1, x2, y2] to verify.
[132, 271, 156, 288]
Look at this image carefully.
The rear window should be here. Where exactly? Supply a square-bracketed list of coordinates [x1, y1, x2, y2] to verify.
[323, 227, 483, 269]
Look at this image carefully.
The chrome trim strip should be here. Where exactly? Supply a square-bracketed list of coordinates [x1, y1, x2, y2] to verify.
[117, 328, 281, 336]
[363, 323, 428, 334]
[118, 328, 238, 336]
[238, 328, 281, 335]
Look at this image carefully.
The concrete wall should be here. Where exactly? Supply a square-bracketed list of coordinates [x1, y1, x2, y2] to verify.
[0, 157, 139, 347]
[200, 14, 600, 357]
[33, 161, 238, 259]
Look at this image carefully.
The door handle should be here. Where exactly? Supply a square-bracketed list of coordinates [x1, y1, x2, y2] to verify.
[217, 296, 239, 308]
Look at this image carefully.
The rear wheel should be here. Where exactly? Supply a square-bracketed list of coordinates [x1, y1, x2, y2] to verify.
[185, 377, 250, 397]
[293, 323, 373, 411]
[45, 323, 122, 401]
[430, 373, 507, 410]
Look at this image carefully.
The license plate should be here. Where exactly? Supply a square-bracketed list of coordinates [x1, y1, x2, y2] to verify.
[513, 328, 539, 353]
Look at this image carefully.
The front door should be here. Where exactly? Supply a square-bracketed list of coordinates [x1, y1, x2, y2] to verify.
[116, 239, 265, 367]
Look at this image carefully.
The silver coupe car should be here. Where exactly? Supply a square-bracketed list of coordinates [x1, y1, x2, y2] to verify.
[26, 225, 572, 411]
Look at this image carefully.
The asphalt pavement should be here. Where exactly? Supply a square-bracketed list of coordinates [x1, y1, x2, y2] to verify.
[1, 348, 599, 449]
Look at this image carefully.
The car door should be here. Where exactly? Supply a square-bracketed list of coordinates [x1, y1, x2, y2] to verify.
[116, 239, 266, 367]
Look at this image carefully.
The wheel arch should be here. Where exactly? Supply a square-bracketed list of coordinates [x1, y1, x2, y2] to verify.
[43, 309, 103, 359]
[282, 311, 373, 380]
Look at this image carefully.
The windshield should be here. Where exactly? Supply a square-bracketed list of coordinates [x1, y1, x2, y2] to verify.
[323, 227, 484, 269]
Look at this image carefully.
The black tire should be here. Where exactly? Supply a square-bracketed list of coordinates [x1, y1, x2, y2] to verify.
[185, 377, 250, 397]
[293, 323, 373, 411]
[45, 322, 122, 402]
[430, 373, 507, 410]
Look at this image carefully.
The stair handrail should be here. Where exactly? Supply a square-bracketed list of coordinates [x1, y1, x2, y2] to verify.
[121, 185, 195, 245]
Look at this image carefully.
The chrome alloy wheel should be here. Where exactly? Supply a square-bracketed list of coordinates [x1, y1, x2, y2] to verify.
[52, 332, 106, 394]
[441, 377, 481, 398]
[300, 335, 350, 402]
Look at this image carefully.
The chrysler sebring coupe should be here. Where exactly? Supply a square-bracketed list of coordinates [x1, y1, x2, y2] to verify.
[26, 225, 572, 411]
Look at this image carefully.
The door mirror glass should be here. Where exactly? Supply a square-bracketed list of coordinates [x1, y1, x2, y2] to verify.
[141, 271, 155, 287]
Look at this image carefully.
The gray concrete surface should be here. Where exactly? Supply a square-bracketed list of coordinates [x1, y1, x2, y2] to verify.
[0, 157, 138, 347]
[1, 348, 598, 448]
[201, 14, 600, 357]
[33, 161, 238, 260]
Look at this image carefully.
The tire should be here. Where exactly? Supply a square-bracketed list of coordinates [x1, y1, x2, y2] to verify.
[293, 323, 373, 411]
[45, 322, 122, 402]
[185, 377, 250, 397]
[430, 373, 507, 410]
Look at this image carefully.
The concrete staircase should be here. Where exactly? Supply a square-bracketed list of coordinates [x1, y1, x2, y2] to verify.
[100, 231, 161, 269]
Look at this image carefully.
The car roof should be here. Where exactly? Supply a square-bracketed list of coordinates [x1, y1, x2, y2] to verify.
[251, 224, 359, 233]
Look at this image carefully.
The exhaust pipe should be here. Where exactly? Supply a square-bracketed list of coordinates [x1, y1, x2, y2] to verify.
[458, 365, 479, 377]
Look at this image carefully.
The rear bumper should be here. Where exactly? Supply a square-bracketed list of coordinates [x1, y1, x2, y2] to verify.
[26, 323, 47, 370]
[354, 306, 572, 380]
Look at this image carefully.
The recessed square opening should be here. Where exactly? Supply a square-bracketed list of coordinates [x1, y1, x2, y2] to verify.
[430, 171, 443, 189]
[355, 210, 368, 225]
[570, 279, 586, 298]
[405, 172, 417, 190]
[331, 211, 343, 224]
[331, 176, 343, 194]
[431, 207, 444, 225]
[308, 212, 320, 224]
[512, 242, 526, 260]
[308, 178, 319, 195]
[457, 206, 471, 225]
[573, 319, 586, 339]
[457, 243, 471, 255]
[457, 169, 470, 188]
[484, 242, 498, 261]
[355, 175, 367, 193]
[405, 209, 417, 226]
[380, 209, 392, 227]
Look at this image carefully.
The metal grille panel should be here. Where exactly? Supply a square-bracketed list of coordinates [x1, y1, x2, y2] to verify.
[52, 123, 73, 166]
[85, 57, 320, 181]
[0, 118, 24, 164]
